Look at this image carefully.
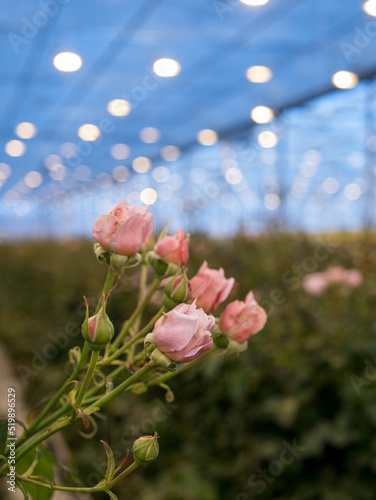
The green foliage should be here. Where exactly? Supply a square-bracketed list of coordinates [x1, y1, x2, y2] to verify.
[0, 233, 375, 499]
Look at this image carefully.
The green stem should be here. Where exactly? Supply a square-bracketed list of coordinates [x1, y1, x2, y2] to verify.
[17, 475, 104, 493]
[9, 366, 152, 473]
[20, 342, 90, 443]
[133, 263, 148, 333]
[148, 345, 219, 387]
[106, 461, 139, 489]
[16, 425, 68, 466]
[111, 277, 162, 350]
[96, 267, 117, 313]
[85, 365, 153, 413]
[22, 365, 130, 440]
[74, 349, 100, 408]
[17, 460, 139, 493]
[104, 307, 164, 366]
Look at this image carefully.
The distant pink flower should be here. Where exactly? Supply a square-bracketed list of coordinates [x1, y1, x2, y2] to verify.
[189, 261, 235, 313]
[303, 273, 327, 296]
[93, 200, 153, 256]
[153, 302, 214, 363]
[154, 229, 189, 266]
[326, 266, 348, 283]
[346, 269, 363, 287]
[303, 266, 363, 296]
[220, 292, 267, 343]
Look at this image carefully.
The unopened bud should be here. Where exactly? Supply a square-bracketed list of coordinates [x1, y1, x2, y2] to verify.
[132, 433, 159, 465]
[81, 295, 114, 351]
[110, 252, 129, 272]
[163, 270, 190, 310]
[146, 251, 178, 277]
[150, 348, 174, 367]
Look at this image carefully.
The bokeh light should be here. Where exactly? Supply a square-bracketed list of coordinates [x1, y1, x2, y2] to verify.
[110, 144, 130, 160]
[132, 157, 151, 173]
[78, 124, 100, 141]
[153, 58, 181, 77]
[257, 130, 278, 148]
[53, 52, 82, 72]
[246, 66, 272, 83]
[139, 127, 161, 143]
[363, 0, 376, 16]
[197, 129, 218, 146]
[140, 188, 157, 204]
[161, 145, 180, 161]
[251, 106, 274, 123]
[5, 140, 26, 157]
[107, 99, 131, 117]
[332, 71, 358, 89]
[15, 122, 37, 139]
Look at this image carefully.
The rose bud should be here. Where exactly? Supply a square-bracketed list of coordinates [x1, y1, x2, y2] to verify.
[154, 229, 189, 266]
[189, 261, 235, 313]
[220, 292, 267, 343]
[92, 200, 153, 256]
[152, 301, 214, 363]
[132, 433, 159, 465]
[163, 270, 191, 310]
[81, 295, 114, 351]
[146, 251, 179, 277]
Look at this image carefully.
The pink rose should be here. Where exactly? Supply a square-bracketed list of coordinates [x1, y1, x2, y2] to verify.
[154, 229, 189, 266]
[152, 301, 214, 363]
[303, 273, 327, 296]
[219, 292, 267, 343]
[93, 200, 153, 256]
[189, 261, 235, 313]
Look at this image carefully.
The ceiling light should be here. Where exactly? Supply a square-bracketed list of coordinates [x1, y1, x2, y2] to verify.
[363, 0, 376, 16]
[197, 129, 218, 146]
[240, 0, 270, 5]
[161, 145, 180, 161]
[110, 144, 130, 160]
[78, 124, 100, 141]
[53, 52, 82, 72]
[257, 130, 278, 148]
[140, 188, 157, 205]
[132, 157, 151, 173]
[25, 171, 43, 188]
[15, 122, 37, 139]
[246, 65, 272, 83]
[153, 58, 181, 77]
[5, 140, 26, 157]
[113, 166, 130, 182]
[264, 193, 280, 210]
[152, 166, 170, 183]
[107, 99, 131, 117]
[332, 71, 358, 89]
[139, 127, 161, 143]
[251, 106, 274, 124]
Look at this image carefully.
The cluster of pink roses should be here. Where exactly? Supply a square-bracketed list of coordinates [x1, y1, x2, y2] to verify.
[303, 266, 363, 296]
[93, 200, 267, 363]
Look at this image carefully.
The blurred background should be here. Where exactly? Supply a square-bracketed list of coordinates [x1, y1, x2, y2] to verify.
[1, 0, 376, 499]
